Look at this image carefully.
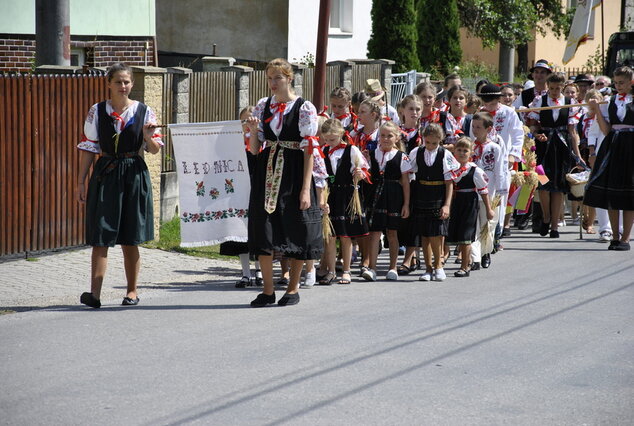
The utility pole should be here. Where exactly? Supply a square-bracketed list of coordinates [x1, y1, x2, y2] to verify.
[35, 0, 70, 66]
[313, 0, 331, 112]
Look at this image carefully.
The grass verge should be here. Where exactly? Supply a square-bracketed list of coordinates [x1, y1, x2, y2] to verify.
[142, 217, 236, 261]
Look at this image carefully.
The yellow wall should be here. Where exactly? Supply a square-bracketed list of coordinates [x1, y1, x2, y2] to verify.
[460, 0, 621, 72]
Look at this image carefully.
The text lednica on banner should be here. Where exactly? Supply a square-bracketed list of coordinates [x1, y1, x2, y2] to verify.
[169, 121, 250, 247]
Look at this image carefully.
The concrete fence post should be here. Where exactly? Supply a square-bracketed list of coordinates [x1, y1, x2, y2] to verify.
[221, 65, 253, 119]
[328, 60, 354, 92]
[167, 66, 192, 124]
[130, 65, 167, 239]
[377, 59, 395, 106]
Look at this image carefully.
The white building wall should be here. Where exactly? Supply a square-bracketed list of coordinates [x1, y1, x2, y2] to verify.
[287, 0, 372, 62]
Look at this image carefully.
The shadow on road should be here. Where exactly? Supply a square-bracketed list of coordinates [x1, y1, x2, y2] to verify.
[140, 263, 634, 426]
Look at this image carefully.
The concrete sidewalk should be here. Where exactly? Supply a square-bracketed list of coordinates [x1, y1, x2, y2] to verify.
[0, 246, 241, 310]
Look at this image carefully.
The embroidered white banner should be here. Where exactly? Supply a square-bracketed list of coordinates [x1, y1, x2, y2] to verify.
[169, 121, 250, 247]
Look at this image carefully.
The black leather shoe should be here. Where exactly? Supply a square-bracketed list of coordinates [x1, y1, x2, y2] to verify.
[549, 230, 560, 238]
[614, 241, 631, 251]
[471, 262, 481, 271]
[122, 296, 139, 306]
[250, 293, 276, 307]
[481, 254, 491, 269]
[539, 222, 550, 236]
[608, 240, 619, 250]
[278, 293, 300, 306]
[80, 292, 101, 308]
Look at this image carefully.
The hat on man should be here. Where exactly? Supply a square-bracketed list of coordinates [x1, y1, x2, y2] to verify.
[365, 79, 385, 101]
[529, 59, 553, 74]
[573, 73, 595, 84]
[478, 83, 502, 102]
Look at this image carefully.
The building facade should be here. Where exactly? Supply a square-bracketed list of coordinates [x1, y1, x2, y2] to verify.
[0, 0, 157, 73]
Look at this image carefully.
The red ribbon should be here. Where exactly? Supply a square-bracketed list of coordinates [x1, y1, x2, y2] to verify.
[328, 143, 347, 156]
[318, 105, 329, 118]
[110, 112, 125, 131]
[335, 113, 349, 120]
[618, 93, 627, 102]
[304, 136, 325, 158]
[552, 98, 560, 105]
[264, 102, 287, 130]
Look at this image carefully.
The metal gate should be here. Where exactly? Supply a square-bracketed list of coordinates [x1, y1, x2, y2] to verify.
[390, 70, 417, 107]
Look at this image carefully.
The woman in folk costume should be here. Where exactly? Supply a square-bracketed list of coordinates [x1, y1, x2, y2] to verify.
[526, 72, 584, 238]
[76, 62, 163, 308]
[246, 58, 323, 307]
[584, 66, 634, 251]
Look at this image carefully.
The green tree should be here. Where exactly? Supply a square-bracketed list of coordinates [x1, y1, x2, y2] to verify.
[417, 0, 463, 74]
[456, 0, 574, 72]
[367, 0, 421, 73]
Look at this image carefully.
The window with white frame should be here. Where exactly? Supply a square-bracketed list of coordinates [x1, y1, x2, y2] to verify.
[330, 0, 353, 35]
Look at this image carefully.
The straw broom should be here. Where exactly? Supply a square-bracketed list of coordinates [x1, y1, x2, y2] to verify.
[346, 156, 363, 222]
[479, 194, 501, 254]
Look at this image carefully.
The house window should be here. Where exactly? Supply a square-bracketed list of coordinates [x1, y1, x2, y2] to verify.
[70, 48, 86, 66]
[330, 0, 353, 35]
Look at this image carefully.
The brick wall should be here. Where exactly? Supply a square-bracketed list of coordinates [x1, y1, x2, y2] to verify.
[0, 35, 156, 73]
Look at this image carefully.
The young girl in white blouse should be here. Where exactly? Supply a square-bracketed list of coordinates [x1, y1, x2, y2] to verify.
[321, 119, 370, 285]
[364, 121, 411, 281]
[246, 58, 323, 307]
[408, 123, 459, 282]
[76, 62, 163, 308]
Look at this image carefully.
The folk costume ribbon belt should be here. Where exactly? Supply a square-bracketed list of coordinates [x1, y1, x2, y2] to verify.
[264, 140, 301, 214]
[418, 180, 444, 185]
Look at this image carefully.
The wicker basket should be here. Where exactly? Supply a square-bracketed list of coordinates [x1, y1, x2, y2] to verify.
[566, 169, 590, 198]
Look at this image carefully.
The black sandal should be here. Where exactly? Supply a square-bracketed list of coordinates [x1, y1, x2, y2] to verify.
[235, 276, 250, 288]
[397, 264, 412, 275]
[454, 269, 470, 278]
[318, 272, 336, 285]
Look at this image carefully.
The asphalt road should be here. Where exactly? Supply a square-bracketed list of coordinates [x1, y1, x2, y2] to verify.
[0, 228, 633, 425]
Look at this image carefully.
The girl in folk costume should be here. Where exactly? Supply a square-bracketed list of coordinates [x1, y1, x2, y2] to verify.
[76, 62, 163, 308]
[246, 58, 323, 307]
[415, 82, 441, 131]
[527, 72, 584, 239]
[408, 123, 459, 282]
[439, 85, 473, 149]
[584, 66, 634, 251]
[447, 138, 495, 278]
[399, 95, 424, 155]
[353, 99, 382, 275]
[329, 87, 356, 133]
[220, 106, 263, 288]
[473, 84, 523, 240]
[354, 99, 382, 151]
[321, 119, 370, 285]
[584, 89, 614, 243]
[469, 113, 506, 270]
[397, 94, 423, 274]
[363, 122, 411, 282]
[563, 82, 591, 230]
[500, 85, 517, 108]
